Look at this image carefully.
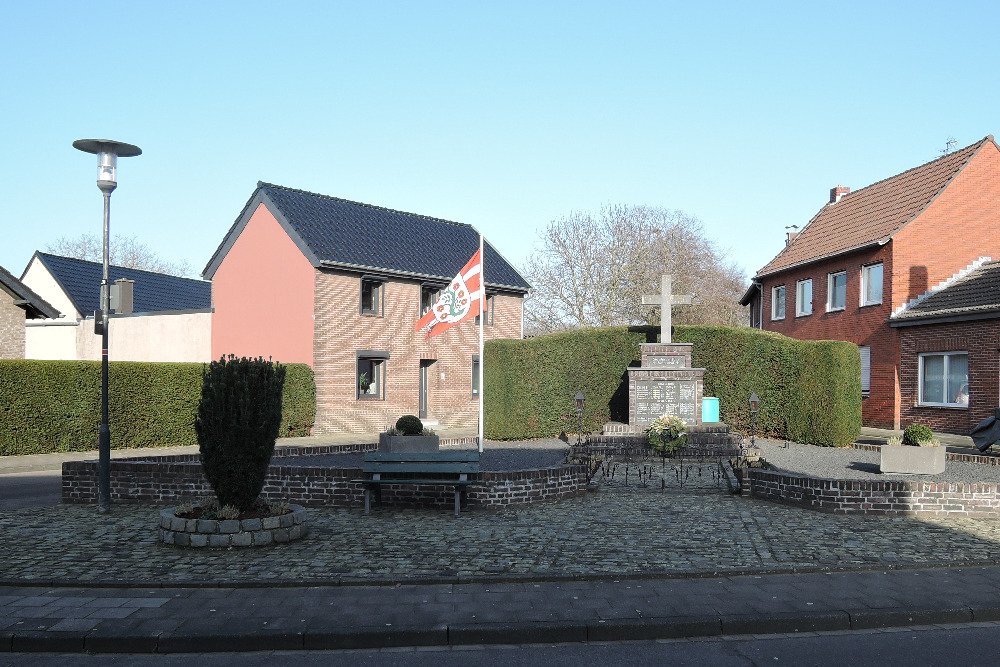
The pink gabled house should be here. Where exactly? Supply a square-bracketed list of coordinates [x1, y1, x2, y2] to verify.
[203, 183, 531, 434]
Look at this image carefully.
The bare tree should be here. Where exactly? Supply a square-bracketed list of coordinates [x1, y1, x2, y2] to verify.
[522, 205, 746, 336]
[45, 234, 192, 276]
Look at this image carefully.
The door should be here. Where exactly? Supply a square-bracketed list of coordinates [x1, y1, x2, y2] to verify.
[419, 360, 434, 419]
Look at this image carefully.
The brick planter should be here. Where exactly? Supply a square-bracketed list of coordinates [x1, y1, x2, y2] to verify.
[159, 504, 308, 548]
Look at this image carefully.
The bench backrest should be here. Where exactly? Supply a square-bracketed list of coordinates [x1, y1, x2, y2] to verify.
[363, 451, 480, 475]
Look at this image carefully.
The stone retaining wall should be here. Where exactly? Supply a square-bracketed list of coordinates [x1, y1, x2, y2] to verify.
[62, 445, 587, 510]
[739, 468, 1000, 517]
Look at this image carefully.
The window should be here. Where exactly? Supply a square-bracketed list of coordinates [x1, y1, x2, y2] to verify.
[771, 285, 785, 320]
[861, 263, 883, 306]
[796, 279, 813, 316]
[420, 285, 440, 315]
[357, 351, 389, 400]
[859, 346, 871, 396]
[361, 279, 383, 315]
[827, 271, 846, 311]
[471, 354, 480, 397]
[919, 352, 968, 407]
[475, 295, 495, 325]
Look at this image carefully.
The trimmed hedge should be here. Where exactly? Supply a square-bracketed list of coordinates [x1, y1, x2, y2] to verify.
[485, 325, 861, 447]
[0, 360, 315, 456]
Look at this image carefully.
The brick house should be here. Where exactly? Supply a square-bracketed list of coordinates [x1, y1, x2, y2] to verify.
[20, 252, 212, 362]
[891, 259, 1000, 434]
[0, 264, 59, 359]
[202, 182, 531, 434]
[741, 136, 1000, 430]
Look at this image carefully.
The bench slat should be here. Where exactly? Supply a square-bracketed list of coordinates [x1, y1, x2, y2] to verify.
[364, 463, 478, 474]
[364, 451, 480, 463]
[362, 478, 473, 486]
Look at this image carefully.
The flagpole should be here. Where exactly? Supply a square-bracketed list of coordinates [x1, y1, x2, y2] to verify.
[478, 233, 485, 454]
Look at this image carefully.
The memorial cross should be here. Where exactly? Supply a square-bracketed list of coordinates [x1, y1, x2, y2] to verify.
[641, 275, 693, 344]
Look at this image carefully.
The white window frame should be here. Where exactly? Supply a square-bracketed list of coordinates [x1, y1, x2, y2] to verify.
[859, 345, 871, 396]
[795, 279, 813, 317]
[827, 271, 847, 312]
[918, 351, 969, 408]
[771, 285, 785, 321]
[861, 263, 883, 306]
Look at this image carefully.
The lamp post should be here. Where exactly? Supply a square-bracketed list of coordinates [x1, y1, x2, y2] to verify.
[574, 391, 585, 447]
[73, 139, 142, 513]
[748, 391, 760, 447]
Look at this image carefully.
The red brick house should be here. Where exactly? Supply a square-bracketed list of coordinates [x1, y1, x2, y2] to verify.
[741, 136, 1000, 430]
[203, 182, 531, 434]
[891, 259, 1000, 434]
[0, 264, 59, 359]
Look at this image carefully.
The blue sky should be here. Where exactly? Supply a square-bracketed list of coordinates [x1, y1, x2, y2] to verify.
[2, 1, 998, 284]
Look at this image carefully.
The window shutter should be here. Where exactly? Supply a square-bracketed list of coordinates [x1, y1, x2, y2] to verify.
[859, 346, 871, 394]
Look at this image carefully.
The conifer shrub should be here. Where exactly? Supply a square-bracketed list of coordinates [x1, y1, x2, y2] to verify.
[395, 414, 423, 435]
[195, 355, 286, 511]
[902, 423, 934, 446]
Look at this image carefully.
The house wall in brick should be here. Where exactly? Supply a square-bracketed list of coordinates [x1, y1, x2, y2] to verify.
[758, 243, 900, 428]
[211, 203, 315, 365]
[898, 319, 1000, 434]
[0, 289, 25, 359]
[313, 269, 523, 433]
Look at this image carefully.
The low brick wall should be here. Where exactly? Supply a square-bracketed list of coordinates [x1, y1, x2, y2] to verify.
[740, 468, 1000, 517]
[62, 447, 587, 510]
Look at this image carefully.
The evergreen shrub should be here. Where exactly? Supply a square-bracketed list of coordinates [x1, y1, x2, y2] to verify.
[902, 423, 934, 446]
[195, 355, 286, 511]
[395, 415, 423, 435]
[0, 359, 315, 456]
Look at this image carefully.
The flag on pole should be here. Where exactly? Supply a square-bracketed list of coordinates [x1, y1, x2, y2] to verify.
[415, 249, 486, 338]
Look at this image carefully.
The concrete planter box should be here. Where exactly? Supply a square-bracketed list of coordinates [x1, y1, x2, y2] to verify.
[880, 445, 946, 475]
[378, 434, 440, 453]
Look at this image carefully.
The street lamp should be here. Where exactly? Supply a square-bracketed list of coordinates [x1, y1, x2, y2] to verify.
[73, 139, 142, 513]
[748, 391, 760, 447]
[574, 391, 585, 447]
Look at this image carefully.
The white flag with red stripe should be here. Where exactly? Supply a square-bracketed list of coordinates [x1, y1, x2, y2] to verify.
[415, 249, 486, 338]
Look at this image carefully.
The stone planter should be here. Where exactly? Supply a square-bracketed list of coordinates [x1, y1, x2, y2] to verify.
[378, 433, 440, 453]
[880, 445, 946, 475]
[159, 504, 308, 548]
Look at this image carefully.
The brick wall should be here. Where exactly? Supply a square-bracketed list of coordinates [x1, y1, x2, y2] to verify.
[758, 244, 899, 428]
[0, 290, 25, 359]
[313, 269, 523, 433]
[898, 319, 1000, 434]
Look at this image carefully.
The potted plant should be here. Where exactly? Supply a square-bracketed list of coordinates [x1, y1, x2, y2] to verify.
[880, 424, 946, 475]
[645, 413, 687, 455]
[378, 414, 440, 453]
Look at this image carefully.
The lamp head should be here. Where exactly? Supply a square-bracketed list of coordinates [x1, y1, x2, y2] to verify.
[73, 139, 142, 193]
[749, 391, 760, 414]
[574, 390, 585, 414]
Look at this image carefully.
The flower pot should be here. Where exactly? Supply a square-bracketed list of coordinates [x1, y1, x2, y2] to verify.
[378, 434, 440, 453]
[880, 445, 945, 475]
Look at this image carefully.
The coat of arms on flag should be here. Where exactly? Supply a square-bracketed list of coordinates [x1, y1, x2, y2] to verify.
[415, 249, 486, 338]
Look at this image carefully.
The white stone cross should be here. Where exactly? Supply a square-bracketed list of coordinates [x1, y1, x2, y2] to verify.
[641, 275, 693, 344]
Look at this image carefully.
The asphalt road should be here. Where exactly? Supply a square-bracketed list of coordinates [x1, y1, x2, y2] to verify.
[0, 470, 61, 510]
[4, 622, 1000, 666]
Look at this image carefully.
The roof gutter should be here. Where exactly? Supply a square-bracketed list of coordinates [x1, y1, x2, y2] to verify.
[754, 239, 887, 280]
[889, 308, 1000, 328]
[318, 260, 530, 294]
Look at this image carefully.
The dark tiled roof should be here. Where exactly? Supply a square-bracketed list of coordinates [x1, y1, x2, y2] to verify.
[33, 252, 211, 316]
[891, 260, 1000, 323]
[204, 183, 531, 293]
[756, 137, 993, 278]
[0, 264, 59, 319]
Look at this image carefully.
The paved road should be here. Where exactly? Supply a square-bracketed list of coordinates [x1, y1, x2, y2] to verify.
[0, 471, 60, 511]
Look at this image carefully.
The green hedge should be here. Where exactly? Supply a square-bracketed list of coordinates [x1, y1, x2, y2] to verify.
[485, 325, 861, 447]
[0, 360, 315, 456]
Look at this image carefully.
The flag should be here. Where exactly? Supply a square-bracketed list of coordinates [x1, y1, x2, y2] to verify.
[415, 249, 486, 338]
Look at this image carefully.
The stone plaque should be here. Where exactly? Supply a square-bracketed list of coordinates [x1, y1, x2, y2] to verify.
[645, 355, 686, 369]
[633, 379, 698, 427]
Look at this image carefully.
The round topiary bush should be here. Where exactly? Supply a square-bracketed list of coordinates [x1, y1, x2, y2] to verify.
[395, 414, 423, 435]
[902, 423, 934, 446]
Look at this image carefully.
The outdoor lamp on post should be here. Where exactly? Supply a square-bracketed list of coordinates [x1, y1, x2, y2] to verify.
[73, 139, 142, 513]
[748, 391, 760, 447]
[574, 391, 585, 447]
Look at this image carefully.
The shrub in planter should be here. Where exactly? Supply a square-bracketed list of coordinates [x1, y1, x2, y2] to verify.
[195, 355, 286, 512]
[396, 414, 424, 435]
[903, 424, 934, 446]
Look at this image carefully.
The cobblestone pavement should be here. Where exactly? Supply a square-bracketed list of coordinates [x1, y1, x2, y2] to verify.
[3, 470, 999, 586]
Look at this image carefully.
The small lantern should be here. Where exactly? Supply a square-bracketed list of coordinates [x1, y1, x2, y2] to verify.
[72, 139, 142, 193]
[574, 390, 585, 416]
[749, 391, 760, 414]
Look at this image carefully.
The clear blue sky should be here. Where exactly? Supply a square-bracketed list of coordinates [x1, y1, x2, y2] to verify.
[2, 1, 998, 284]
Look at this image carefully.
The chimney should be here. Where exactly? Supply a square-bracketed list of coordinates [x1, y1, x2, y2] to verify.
[830, 185, 850, 203]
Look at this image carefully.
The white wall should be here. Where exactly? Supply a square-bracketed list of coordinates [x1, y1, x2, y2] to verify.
[25, 321, 78, 359]
[21, 258, 79, 319]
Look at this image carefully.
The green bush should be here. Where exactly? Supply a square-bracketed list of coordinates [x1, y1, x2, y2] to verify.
[196, 356, 286, 511]
[0, 359, 315, 456]
[485, 325, 862, 447]
[395, 414, 423, 435]
[902, 423, 934, 446]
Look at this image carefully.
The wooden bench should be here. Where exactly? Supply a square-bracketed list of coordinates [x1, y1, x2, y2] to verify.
[360, 451, 480, 516]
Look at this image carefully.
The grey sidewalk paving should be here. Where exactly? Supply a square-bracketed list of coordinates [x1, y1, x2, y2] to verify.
[4, 565, 1000, 653]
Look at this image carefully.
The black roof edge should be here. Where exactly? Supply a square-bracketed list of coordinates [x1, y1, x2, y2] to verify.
[0, 262, 60, 319]
[754, 241, 885, 280]
[318, 260, 530, 294]
[26, 252, 80, 316]
[889, 308, 1000, 327]
[738, 281, 761, 306]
